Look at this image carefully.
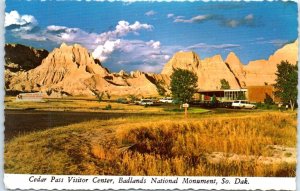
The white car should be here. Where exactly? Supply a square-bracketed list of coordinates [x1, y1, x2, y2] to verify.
[159, 97, 173, 103]
[232, 100, 256, 109]
[139, 99, 154, 106]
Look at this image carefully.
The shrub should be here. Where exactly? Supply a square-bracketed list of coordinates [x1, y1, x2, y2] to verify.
[256, 102, 277, 110]
[103, 104, 112, 110]
[128, 95, 138, 103]
[116, 98, 128, 104]
[264, 93, 274, 105]
[210, 94, 218, 107]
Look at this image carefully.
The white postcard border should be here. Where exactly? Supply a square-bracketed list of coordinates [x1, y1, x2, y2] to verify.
[3, 174, 296, 190]
[1, 0, 300, 191]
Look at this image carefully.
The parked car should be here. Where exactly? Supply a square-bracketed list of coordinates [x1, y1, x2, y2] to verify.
[232, 100, 256, 109]
[139, 99, 154, 106]
[159, 97, 173, 103]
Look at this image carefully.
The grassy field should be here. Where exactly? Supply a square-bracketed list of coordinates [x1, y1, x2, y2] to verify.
[5, 96, 209, 114]
[4, 108, 297, 176]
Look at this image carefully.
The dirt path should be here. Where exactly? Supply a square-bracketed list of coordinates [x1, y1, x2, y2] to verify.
[206, 145, 296, 164]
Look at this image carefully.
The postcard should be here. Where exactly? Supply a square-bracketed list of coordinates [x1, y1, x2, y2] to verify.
[3, 0, 297, 190]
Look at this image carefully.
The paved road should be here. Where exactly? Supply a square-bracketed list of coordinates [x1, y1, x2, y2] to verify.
[4, 109, 161, 141]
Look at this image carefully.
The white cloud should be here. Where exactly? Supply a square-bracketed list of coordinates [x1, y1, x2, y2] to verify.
[110, 39, 175, 73]
[174, 15, 209, 23]
[145, 10, 156, 16]
[6, 11, 167, 71]
[47, 25, 69, 31]
[224, 14, 255, 28]
[245, 14, 254, 20]
[164, 55, 170, 60]
[43, 25, 99, 47]
[92, 21, 153, 61]
[96, 20, 152, 44]
[187, 43, 240, 50]
[18, 33, 47, 41]
[147, 40, 160, 49]
[167, 13, 174, 18]
[137, 63, 163, 73]
[5, 10, 37, 32]
[9, 17, 153, 62]
[226, 20, 239, 28]
[175, 16, 185, 19]
[92, 40, 121, 61]
[254, 38, 289, 47]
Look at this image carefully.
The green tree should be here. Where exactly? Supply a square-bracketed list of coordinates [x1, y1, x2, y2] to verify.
[156, 80, 167, 96]
[220, 79, 230, 89]
[274, 60, 298, 111]
[264, 93, 274, 105]
[210, 94, 218, 107]
[170, 68, 198, 103]
[237, 91, 246, 100]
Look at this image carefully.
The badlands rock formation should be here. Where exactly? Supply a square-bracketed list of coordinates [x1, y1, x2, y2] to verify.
[230, 39, 298, 87]
[5, 44, 49, 91]
[7, 43, 162, 96]
[6, 39, 298, 96]
[162, 52, 242, 90]
[162, 39, 298, 89]
[5, 43, 49, 72]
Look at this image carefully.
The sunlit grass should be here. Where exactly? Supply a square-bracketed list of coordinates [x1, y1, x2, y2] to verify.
[5, 111, 296, 176]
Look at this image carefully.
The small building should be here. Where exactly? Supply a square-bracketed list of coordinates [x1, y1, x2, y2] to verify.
[198, 89, 247, 102]
[16, 92, 44, 102]
[197, 85, 278, 103]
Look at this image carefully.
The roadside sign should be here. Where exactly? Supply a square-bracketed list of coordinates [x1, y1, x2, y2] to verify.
[182, 103, 189, 108]
[182, 103, 189, 118]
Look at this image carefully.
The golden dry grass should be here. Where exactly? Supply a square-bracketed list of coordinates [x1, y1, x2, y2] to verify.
[4, 111, 296, 176]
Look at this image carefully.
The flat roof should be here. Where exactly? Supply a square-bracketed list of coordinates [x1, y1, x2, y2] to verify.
[197, 89, 247, 93]
[197, 90, 224, 93]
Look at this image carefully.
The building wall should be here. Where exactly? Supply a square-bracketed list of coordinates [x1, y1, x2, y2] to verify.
[247, 85, 280, 103]
[16, 92, 44, 102]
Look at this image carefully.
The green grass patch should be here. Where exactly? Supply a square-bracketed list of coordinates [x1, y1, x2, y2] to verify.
[164, 107, 210, 114]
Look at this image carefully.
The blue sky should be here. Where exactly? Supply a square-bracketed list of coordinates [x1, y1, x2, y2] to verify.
[5, 1, 298, 73]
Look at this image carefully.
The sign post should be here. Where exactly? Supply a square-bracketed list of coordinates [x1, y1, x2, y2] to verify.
[182, 103, 189, 118]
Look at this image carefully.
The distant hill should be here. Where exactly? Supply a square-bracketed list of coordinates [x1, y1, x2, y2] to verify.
[5, 43, 49, 72]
